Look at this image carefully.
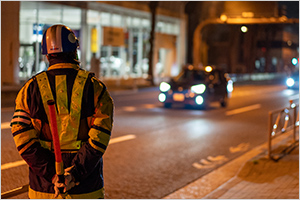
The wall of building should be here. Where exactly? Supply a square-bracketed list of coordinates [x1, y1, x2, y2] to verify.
[1, 1, 20, 86]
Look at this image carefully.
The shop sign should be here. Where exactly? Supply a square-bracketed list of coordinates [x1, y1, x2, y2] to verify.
[103, 27, 124, 46]
[91, 27, 98, 53]
[33, 23, 43, 35]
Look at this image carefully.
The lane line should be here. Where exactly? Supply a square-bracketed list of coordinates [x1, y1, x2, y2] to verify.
[226, 104, 261, 116]
[122, 106, 137, 112]
[109, 134, 136, 144]
[1, 160, 27, 170]
[1, 122, 11, 130]
[1, 134, 136, 171]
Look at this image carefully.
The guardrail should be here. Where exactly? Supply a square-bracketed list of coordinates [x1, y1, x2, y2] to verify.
[268, 100, 299, 160]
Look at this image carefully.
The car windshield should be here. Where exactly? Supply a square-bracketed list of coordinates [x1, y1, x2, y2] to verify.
[175, 70, 207, 83]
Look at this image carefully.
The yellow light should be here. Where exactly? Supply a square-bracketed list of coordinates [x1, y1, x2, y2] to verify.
[205, 66, 213, 72]
[241, 26, 248, 33]
[242, 12, 254, 18]
[91, 27, 98, 53]
[220, 14, 227, 22]
[188, 65, 194, 70]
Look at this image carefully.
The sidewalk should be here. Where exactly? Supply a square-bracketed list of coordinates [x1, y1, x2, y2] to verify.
[164, 129, 299, 199]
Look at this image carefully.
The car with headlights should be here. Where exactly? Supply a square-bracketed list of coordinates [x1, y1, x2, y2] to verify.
[158, 65, 233, 109]
[286, 71, 299, 89]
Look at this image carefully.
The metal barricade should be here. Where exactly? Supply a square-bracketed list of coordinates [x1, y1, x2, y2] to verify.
[268, 101, 299, 160]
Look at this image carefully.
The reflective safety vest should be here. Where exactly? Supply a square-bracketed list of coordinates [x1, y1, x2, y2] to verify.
[36, 70, 89, 151]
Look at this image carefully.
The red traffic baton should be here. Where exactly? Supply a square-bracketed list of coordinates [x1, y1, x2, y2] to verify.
[47, 100, 65, 194]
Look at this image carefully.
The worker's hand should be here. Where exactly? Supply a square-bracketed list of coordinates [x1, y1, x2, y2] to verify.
[52, 174, 65, 198]
[63, 166, 80, 193]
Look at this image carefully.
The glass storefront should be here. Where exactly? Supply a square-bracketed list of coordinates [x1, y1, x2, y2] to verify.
[19, 1, 182, 81]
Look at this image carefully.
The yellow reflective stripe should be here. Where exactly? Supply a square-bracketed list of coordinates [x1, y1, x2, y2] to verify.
[13, 129, 37, 147]
[93, 116, 112, 131]
[28, 186, 104, 199]
[60, 140, 82, 150]
[91, 77, 103, 106]
[19, 139, 38, 155]
[88, 138, 105, 153]
[40, 139, 82, 152]
[89, 128, 110, 147]
[66, 70, 89, 144]
[55, 75, 68, 115]
[55, 75, 71, 147]
[36, 72, 55, 118]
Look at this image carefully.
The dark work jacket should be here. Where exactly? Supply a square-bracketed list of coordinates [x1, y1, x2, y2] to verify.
[11, 63, 114, 199]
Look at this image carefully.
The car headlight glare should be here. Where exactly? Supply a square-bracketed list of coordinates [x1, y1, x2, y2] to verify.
[158, 93, 166, 102]
[160, 82, 171, 92]
[286, 78, 295, 87]
[195, 95, 204, 105]
[191, 84, 206, 94]
[227, 80, 233, 92]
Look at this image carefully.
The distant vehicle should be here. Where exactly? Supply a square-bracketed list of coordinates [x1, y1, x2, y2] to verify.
[286, 71, 299, 89]
[158, 65, 233, 109]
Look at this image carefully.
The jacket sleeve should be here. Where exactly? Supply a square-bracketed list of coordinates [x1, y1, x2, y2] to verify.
[11, 79, 56, 182]
[70, 76, 114, 182]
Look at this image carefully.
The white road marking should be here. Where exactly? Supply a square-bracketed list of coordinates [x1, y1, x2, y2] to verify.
[229, 143, 250, 153]
[207, 155, 228, 163]
[192, 162, 214, 169]
[1, 122, 11, 129]
[119, 104, 159, 112]
[142, 104, 157, 109]
[123, 106, 137, 112]
[226, 104, 261, 116]
[193, 155, 228, 169]
[200, 159, 212, 165]
[1, 160, 27, 170]
[109, 134, 136, 144]
[1, 134, 136, 171]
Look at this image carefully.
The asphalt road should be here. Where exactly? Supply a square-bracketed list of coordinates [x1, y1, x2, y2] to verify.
[1, 83, 298, 199]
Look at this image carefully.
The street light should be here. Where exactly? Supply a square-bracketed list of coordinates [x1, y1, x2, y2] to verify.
[241, 26, 248, 33]
[193, 15, 299, 67]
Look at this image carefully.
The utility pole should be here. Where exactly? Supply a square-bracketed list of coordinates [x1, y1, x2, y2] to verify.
[148, 1, 158, 86]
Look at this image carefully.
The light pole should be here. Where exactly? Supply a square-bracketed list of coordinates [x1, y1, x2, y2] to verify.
[193, 15, 299, 67]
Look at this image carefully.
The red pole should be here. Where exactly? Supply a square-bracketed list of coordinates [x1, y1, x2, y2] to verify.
[47, 100, 65, 193]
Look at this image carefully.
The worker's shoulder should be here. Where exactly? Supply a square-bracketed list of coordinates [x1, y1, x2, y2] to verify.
[87, 72, 106, 88]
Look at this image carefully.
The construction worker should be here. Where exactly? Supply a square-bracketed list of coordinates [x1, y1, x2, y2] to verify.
[11, 24, 114, 199]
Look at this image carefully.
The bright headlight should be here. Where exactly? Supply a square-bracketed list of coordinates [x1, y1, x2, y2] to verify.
[191, 84, 206, 94]
[158, 93, 166, 102]
[160, 82, 171, 92]
[286, 78, 295, 87]
[227, 80, 233, 92]
[195, 95, 204, 105]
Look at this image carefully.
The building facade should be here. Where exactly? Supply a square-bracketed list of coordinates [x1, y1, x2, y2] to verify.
[2, 1, 187, 86]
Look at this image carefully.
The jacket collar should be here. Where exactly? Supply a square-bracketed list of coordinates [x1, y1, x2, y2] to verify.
[47, 63, 80, 71]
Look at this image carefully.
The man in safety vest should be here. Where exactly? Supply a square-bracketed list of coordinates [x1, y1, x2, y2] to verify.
[11, 24, 114, 199]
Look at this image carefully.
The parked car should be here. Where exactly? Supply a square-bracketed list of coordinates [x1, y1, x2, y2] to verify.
[286, 70, 299, 89]
[158, 65, 233, 109]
